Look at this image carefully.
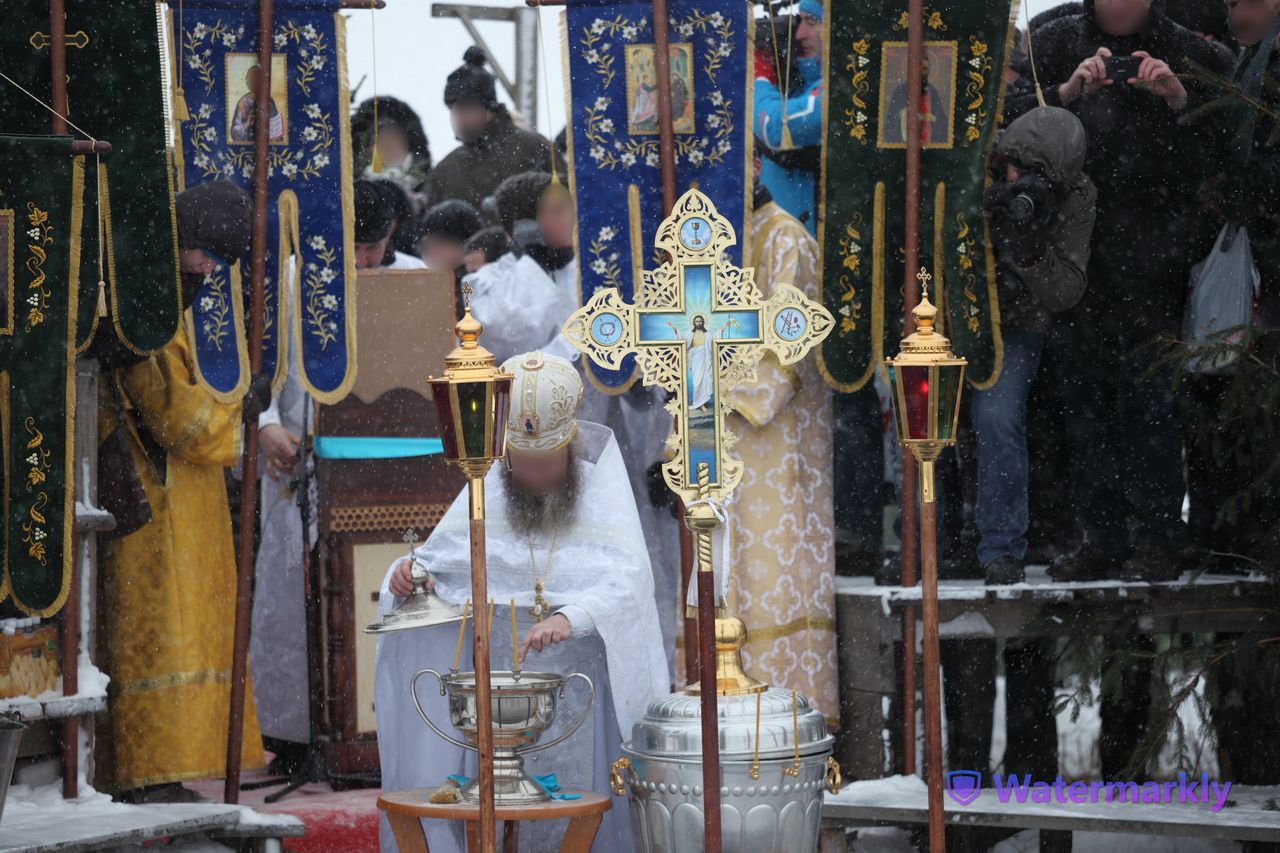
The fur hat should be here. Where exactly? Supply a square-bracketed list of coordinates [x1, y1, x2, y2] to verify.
[354, 179, 395, 243]
[422, 199, 483, 244]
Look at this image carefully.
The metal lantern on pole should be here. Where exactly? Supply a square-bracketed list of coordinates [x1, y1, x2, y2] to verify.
[885, 269, 966, 504]
[885, 267, 965, 853]
[424, 292, 512, 851]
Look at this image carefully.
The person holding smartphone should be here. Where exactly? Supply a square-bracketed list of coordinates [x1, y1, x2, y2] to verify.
[1019, 0, 1234, 584]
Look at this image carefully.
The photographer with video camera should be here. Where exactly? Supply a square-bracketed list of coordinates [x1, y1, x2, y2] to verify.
[976, 107, 1097, 586]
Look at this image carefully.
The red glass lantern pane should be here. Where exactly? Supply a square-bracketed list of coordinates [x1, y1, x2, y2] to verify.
[491, 376, 512, 457]
[430, 380, 461, 460]
[898, 364, 931, 441]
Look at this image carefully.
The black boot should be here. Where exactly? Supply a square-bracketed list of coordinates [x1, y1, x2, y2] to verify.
[1119, 541, 1182, 582]
[1047, 543, 1115, 582]
[983, 555, 1025, 586]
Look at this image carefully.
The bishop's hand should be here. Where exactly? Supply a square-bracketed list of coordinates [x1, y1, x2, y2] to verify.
[519, 613, 572, 663]
[389, 558, 435, 598]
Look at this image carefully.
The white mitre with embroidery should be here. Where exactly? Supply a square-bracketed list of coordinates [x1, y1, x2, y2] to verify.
[505, 351, 580, 453]
[393, 352, 667, 735]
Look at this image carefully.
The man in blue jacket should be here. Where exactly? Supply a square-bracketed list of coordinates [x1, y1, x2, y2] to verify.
[754, 0, 824, 233]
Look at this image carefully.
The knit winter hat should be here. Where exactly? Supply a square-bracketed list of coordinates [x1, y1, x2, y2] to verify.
[444, 47, 498, 109]
[798, 0, 823, 22]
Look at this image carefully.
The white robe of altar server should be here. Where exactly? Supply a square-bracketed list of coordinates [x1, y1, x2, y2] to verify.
[374, 421, 666, 853]
[465, 253, 681, 677]
[250, 250, 427, 743]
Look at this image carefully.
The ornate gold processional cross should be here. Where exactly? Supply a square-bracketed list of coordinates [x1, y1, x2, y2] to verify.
[563, 188, 834, 506]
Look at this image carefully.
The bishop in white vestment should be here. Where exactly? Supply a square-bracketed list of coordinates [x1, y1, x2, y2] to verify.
[374, 352, 667, 853]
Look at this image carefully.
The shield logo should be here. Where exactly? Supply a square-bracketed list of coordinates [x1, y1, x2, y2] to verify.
[945, 770, 983, 806]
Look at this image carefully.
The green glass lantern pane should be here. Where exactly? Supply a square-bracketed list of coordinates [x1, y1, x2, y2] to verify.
[456, 381, 490, 459]
[935, 363, 964, 441]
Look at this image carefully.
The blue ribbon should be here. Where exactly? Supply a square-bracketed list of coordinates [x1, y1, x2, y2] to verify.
[444, 772, 582, 801]
[312, 436, 443, 460]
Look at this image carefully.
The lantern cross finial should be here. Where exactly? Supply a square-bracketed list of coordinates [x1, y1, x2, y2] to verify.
[916, 267, 932, 300]
[562, 189, 833, 502]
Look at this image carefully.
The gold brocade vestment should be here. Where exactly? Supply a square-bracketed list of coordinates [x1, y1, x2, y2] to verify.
[726, 201, 838, 725]
[95, 327, 263, 791]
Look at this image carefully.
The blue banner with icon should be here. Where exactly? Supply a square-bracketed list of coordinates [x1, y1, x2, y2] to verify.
[174, 0, 355, 404]
[565, 0, 753, 393]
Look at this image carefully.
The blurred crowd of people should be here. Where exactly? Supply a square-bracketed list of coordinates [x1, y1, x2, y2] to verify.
[88, 0, 1280, 810]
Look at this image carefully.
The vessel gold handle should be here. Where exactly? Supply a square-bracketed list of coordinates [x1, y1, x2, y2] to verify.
[826, 756, 842, 795]
[610, 756, 634, 797]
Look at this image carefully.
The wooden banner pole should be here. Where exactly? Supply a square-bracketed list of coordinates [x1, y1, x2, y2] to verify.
[225, 0, 274, 804]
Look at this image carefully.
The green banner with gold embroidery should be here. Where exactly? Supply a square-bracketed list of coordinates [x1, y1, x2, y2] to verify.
[0, 0, 181, 357]
[0, 135, 82, 617]
[818, 0, 1016, 391]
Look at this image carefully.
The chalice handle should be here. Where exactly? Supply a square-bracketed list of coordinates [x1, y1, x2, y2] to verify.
[410, 668, 473, 752]
[518, 672, 594, 755]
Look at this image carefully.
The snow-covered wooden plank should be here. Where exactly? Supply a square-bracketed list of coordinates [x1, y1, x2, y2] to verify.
[823, 777, 1280, 843]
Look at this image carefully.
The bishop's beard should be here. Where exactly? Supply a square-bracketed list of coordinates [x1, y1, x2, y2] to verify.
[502, 447, 582, 537]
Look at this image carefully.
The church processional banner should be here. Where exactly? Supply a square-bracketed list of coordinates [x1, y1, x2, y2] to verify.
[565, 0, 753, 392]
[174, 0, 356, 404]
[0, 1, 182, 358]
[0, 137, 83, 617]
[819, 0, 1017, 391]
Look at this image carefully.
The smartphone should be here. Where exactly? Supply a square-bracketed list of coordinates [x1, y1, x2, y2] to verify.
[1104, 55, 1142, 82]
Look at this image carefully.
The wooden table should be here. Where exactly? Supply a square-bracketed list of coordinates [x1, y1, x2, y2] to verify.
[377, 788, 611, 852]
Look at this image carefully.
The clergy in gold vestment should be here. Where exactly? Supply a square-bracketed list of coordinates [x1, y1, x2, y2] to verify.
[725, 186, 838, 725]
[96, 327, 264, 794]
[95, 181, 263, 798]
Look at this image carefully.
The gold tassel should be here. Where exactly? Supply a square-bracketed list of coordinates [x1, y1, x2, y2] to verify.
[368, 5, 382, 172]
[172, 85, 191, 121]
[96, 280, 108, 318]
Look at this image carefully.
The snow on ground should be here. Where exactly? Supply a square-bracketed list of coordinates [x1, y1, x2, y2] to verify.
[990, 829, 1242, 852]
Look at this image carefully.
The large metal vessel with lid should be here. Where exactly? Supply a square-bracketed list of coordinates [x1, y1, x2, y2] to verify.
[610, 615, 840, 852]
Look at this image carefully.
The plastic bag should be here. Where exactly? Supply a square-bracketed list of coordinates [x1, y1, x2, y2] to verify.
[1183, 223, 1261, 374]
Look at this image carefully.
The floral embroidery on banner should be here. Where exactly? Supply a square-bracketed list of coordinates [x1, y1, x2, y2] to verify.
[955, 212, 982, 334]
[587, 226, 625, 290]
[21, 420, 52, 566]
[671, 10, 734, 86]
[184, 20, 246, 96]
[197, 265, 233, 351]
[302, 234, 339, 350]
[843, 38, 873, 144]
[24, 204, 52, 331]
[962, 36, 992, 146]
[274, 21, 327, 96]
[836, 214, 866, 337]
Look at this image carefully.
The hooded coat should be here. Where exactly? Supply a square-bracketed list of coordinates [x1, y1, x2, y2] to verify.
[991, 107, 1098, 335]
[1015, 0, 1234, 334]
[425, 109, 564, 212]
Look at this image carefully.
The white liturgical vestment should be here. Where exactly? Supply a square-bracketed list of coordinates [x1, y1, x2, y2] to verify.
[374, 421, 666, 853]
